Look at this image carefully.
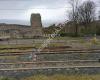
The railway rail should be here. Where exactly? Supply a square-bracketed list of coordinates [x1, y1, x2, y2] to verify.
[0, 60, 98, 64]
[0, 50, 100, 56]
[1, 66, 100, 71]
[0, 47, 99, 71]
[0, 60, 99, 70]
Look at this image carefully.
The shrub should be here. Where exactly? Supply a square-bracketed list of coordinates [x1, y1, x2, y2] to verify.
[0, 77, 16, 80]
[59, 33, 76, 37]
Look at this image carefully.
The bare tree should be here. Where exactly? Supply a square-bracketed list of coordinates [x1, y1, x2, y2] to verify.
[68, 0, 96, 35]
[78, 1, 96, 29]
[68, 0, 80, 36]
[98, 11, 100, 20]
[98, 0, 100, 20]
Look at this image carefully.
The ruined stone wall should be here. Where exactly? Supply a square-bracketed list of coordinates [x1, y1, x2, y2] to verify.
[31, 14, 43, 37]
[0, 13, 43, 38]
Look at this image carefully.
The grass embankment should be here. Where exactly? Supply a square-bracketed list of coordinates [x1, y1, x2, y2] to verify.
[0, 56, 18, 59]
[0, 36, 100, 53]
[21, 74, 100, 80]
[54, 37, 100, 49]
[0, 74, 100, 80]
[3, 37, 96, 49]
[0, 44, 35, 53]
[0, 45, 35, 59]
[0, 43, 67, 53]
[0, 43, 64, 59]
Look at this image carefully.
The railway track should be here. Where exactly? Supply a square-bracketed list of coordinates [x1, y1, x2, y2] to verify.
[1, 66, 100, 71]
[0, 47, 99, 71]
[0, 60, 98, 64]
[0, 50, 100, 56]
[0, 60, 100, 70]
[0, 52, 32, 56]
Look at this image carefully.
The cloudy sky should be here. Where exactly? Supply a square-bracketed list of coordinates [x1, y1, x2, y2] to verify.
[0, 0, 99, 27]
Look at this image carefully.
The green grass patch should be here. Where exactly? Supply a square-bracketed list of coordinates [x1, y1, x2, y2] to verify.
[21, 74, 100, 80]
[0, 56, 18, 59]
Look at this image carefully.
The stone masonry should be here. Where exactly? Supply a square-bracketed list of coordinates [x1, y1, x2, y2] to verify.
[0, 13, 43, 38]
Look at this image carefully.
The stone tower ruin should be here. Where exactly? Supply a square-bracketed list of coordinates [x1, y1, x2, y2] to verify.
[31, 14, 43, 37]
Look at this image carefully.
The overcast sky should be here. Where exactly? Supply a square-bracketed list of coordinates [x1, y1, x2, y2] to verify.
[0, 0, 99, 27]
